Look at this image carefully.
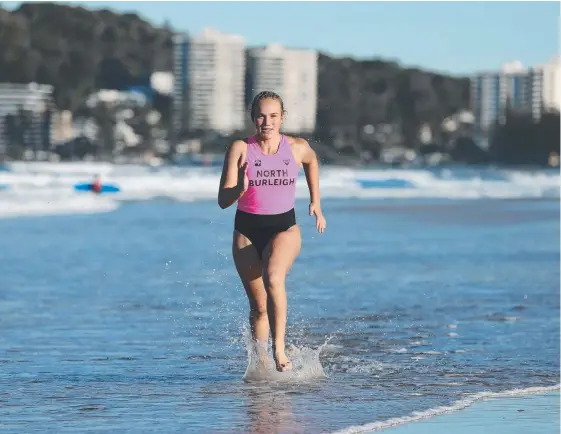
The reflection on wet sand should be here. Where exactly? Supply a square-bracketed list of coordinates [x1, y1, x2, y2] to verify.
[245, 387, 300, 434]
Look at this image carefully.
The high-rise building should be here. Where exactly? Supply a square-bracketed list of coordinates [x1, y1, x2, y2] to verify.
[172, 28, 245, 137]
[0, 83, 53, 155]
[538, 56, 561, 113]
[471, 58, 561, 133]
[247, 44, 285, 99]
[172, 33, 189, 140]
[470, 72, 504, 131]
[248, 44, 318, 134]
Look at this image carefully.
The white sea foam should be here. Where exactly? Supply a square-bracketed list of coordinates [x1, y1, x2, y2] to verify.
[242, 341, 327, 383]
[0, 162, 558, 219]
[240, 323, 327, 383]
[0, 190, 118, 219]
[330, 384, 560, 433]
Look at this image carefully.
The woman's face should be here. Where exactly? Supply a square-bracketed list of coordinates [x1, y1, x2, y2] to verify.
[254, 98, 283, 139]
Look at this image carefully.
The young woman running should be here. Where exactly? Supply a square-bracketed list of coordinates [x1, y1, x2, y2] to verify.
[218, 91, 326, 372]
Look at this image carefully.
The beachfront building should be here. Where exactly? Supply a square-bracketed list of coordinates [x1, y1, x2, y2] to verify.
[0, 82, 53, 156]
[172, 28, 246, 137]
[540, 56, 561, 113]
[471, 57, 561, 133]
[247, 44, 318, 134]
[172, 32, 188, 140]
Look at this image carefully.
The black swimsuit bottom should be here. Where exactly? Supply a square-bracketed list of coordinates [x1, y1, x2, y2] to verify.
[234, 208, 296, 259]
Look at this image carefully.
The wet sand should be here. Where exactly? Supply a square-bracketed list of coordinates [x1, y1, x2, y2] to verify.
[384, 390, 559, 434]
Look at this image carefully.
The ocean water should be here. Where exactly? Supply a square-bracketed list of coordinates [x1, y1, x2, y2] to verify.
[0, 162, 559, 433]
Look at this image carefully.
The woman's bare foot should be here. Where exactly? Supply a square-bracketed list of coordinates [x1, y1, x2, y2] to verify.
[273, 347, 293, 372]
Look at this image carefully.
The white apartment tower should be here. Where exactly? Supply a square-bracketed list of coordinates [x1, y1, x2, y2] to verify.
[173, 28, 246, 136]
[0, 83, 53, 154]
[470, 58, 561, 132]
[248, 44, 318, 134]
[539, 56, 561, 113]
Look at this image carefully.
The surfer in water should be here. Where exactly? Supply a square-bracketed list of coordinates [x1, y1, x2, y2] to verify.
[91, 174, 102, 194]
[218, 91, 326, 372]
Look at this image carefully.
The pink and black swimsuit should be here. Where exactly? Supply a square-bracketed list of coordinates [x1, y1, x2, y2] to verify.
[235, 134, 300, 258]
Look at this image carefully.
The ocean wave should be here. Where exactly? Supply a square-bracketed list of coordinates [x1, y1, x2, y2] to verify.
[0, 162, 558, 219]
[330, 384, 560, 433]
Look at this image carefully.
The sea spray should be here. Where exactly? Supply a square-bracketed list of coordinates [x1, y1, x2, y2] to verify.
[240, 325, 329, 383]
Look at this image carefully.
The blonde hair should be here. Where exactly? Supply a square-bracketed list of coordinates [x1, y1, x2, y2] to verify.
[250, 91, 286, 122]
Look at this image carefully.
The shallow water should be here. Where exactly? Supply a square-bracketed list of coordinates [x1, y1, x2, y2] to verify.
[0, 197, 559, 433]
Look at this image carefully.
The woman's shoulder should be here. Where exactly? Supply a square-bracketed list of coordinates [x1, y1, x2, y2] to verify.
[284, 135, 309, 147]
[285, 135, 311, 155]
[228, 137, 250, 153]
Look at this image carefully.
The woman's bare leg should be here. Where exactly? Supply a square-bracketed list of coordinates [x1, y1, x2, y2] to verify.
[262, 225, 302, 372]
[232, 231, 270, 356]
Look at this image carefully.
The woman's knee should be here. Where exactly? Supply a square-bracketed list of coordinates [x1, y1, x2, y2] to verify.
[249, 302, 268, 319]
[264, 267, 286, 292]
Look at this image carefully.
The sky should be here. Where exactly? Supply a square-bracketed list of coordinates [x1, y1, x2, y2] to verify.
[3, 1, 560, 76]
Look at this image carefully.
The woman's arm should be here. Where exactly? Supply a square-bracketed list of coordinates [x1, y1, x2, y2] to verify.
[298, 139, 326, 233]
[300, 140, 321, 206]
[218, 140, 247, 209]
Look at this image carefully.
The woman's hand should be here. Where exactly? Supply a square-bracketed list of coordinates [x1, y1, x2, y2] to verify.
[309, 202, 326, 233]
[238, 162, 249, 193]
[218, 140, 247, 209]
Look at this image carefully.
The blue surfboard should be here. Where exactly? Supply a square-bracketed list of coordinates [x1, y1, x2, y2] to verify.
[0, 184, 8, 191]
[74, 183, 121, 193]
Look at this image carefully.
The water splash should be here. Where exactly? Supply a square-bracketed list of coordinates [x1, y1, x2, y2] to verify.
[240, 326, 328, 383]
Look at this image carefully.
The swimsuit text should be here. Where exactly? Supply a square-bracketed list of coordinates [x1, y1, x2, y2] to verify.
[249, 169, 296, 187]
